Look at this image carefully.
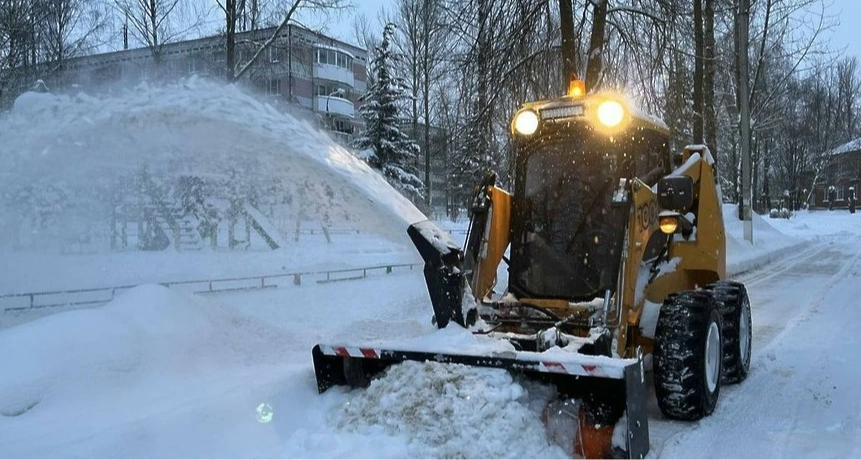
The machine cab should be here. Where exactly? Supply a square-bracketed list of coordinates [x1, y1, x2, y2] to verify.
[507, 92, 671, 303]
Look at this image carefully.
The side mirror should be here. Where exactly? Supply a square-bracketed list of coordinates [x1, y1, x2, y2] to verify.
[658, 175, 694, 211]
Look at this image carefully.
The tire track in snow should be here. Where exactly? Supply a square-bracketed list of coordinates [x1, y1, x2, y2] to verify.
[733, 241, 828, 288]
[635, 241, 837, 458]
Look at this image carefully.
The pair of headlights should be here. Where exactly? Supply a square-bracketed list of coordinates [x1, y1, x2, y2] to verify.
[513, 100, 627, 136]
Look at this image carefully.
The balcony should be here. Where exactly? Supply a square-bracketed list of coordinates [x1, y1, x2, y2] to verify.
[315, 95, 354, 118]
[314, 63, 354, 87]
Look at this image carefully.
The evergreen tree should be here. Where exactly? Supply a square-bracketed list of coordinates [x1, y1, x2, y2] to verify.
[352, 23, 424, 198]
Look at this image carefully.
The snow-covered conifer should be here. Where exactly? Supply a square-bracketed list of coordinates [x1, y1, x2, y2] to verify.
[352, 23, 424, 198]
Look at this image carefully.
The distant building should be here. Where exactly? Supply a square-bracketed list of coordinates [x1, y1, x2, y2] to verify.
[0, 24, 368, 144]
[813, 138, 861, 209]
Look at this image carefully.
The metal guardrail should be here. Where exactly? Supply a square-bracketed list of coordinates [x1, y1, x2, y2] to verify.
[295, 228, 362, 235]
[1, 263, 420, 314]
[293, 228, 468, 235]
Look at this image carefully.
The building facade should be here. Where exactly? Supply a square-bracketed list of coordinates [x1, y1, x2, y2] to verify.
[1, 25, 368, 143]
[812, 138, 861, 209]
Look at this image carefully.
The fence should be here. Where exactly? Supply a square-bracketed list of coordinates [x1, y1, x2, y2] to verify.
[0, 263, 420, 314]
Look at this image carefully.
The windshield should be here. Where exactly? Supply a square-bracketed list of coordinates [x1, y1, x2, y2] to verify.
[509, 134, 632, 301]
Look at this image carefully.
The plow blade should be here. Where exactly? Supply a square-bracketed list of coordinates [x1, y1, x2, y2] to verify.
[311, 343, 650, 459]
[407, 220, 467, 328]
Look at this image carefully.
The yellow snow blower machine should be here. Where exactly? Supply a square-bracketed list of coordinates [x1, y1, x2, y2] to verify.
[312, 80, 752, 458]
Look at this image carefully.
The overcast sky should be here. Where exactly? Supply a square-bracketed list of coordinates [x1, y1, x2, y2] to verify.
[313, 0, 861, 61]
[826, 0, 861, 60]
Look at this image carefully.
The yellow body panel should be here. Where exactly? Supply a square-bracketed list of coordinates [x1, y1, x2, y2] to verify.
[472, 186, 511, 300]
[629, 146, 726, 356]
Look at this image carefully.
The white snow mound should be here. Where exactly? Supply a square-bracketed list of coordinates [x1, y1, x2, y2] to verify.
[335, 361, 566, 459]
[0, 77, 425, 245]
[0, 284, 285, 421]
[722, 204, 802, 274]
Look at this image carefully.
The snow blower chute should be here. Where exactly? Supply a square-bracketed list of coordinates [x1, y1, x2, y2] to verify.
[313, 79, 753, 459]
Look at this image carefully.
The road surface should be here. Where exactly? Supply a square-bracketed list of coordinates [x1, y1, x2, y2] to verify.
[652, 237, 861, 458]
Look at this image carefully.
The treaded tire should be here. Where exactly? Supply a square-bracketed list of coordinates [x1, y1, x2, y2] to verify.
[654, 290, 723, 421]
[706, 281, 752, 384]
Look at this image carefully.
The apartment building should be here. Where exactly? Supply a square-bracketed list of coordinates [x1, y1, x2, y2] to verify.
[2, 24, 368, 143]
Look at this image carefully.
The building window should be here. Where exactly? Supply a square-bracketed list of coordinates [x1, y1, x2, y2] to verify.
[267, 79, 281, 95]
[315, 84, 349, 99]
[267, 46, 282, 63]
[316, 48, 353, 69]
[837, 186, 845, 201]
[333, 119, 353, 134]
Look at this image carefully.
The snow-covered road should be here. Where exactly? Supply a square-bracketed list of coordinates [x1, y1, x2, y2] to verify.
[654, 237, 861, 458]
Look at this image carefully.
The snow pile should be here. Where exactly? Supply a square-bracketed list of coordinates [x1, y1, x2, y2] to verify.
[335, 361, 566, 459]
[0, 285, 212, 412]
[11, 90, 62, 113]
[0, 284, 294, 457]
[767, 208, 861, 238]
[723, 204, 804, 275]
[0, 77, 425, 250]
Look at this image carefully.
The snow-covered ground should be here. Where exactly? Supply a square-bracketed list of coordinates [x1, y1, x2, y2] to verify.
[2, 204, 834, 458]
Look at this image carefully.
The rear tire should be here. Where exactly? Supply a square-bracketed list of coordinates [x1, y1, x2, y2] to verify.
[706, 281, 752, 384]
[654, 290, 723, 420]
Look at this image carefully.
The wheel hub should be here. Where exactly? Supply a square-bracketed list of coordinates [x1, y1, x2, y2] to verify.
[740, 301, 751, 361]
[705, 321, 720, 392]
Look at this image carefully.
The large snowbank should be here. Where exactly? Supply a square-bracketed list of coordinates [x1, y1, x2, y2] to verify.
[0, 77, 425, 251]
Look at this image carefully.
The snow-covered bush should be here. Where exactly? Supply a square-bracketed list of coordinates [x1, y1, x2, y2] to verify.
[769, 208, 792, 219]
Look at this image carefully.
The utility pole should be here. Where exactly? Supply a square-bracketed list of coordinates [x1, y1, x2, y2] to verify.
[123, 13, 129, 50]
[737, 0, 753, 243]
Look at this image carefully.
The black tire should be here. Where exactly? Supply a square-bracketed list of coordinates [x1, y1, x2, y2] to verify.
[654, 290, 723, 421]
[706, 281, 752, 384]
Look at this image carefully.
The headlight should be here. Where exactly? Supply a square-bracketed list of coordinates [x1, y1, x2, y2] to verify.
[513, 110, 539, 135]
[597, 100, 625, 128]
[659, 215, 679, 234]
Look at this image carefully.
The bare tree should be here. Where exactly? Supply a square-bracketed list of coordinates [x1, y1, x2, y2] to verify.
[215, 0, 345, 81]
[693, 0, 703, 143]
[225, 0, 239, 81]
[584, 0, 608, 90]
[558, 0, 576, 86]
[112, 0, 206, 66]
[392, 0, 450, 207]
[703, 0, 716, 158]
[836, 56, 860, 141]
[41, 0, 110, 69]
